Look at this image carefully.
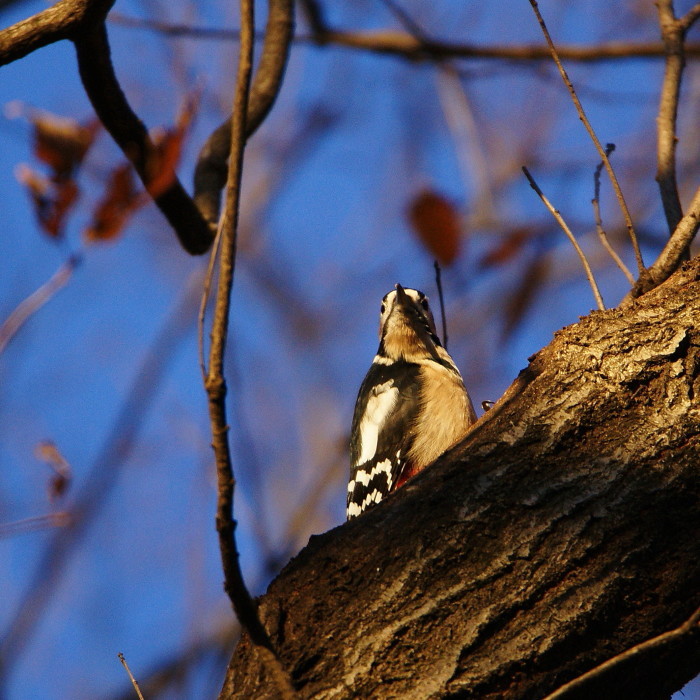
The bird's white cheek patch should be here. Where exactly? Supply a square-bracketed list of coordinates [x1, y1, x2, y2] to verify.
[357, 383, 398, 465]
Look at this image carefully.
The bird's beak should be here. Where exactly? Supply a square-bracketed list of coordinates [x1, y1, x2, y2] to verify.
[395, 283, 409, 305]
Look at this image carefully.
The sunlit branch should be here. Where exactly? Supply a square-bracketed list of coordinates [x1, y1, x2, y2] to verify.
[527, 0, 644, 278]
[625, 184, 700, 302]
[522, 167, 605, 311]
[0, 0, 115, 66]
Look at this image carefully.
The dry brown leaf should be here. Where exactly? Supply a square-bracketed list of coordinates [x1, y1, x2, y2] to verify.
[502, 255, 550, 339]
[479, 228, 532, 269]
[147, 90, 200, 199]
[84, 163, 144, 243]
[16, 164, 79, 238]
[32, 113, 99, 180]
[34, 439, 72, 502]
[408, 189, 462, 266]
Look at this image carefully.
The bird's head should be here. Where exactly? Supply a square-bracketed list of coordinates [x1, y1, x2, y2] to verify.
[377, 284, 442, 362]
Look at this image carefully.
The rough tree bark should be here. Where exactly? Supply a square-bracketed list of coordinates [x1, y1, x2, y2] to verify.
[221, 257, 700, 699]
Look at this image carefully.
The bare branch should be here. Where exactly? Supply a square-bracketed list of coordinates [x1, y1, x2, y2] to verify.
[202, 0, 296, 696]
[543, 605, 700, 700]
[73, 23, 213, 254]
[193, 0, 294, 227]
[591, 145, 635, 285]
[527, 0, 644, 277]
[678, 3, 700, 33]
[522, 166, 605, 311]
[107, 14, 700, 64]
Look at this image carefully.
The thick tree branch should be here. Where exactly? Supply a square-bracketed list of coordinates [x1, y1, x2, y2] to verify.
[221, 256, 700, 698]
[193, 0, 294, 227]
[202, 0, 295, 696]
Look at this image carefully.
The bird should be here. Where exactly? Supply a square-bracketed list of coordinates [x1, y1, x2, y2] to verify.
[347, 284, 477, 519]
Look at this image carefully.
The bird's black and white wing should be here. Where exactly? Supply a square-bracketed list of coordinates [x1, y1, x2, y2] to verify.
[347, 360, 421, 519]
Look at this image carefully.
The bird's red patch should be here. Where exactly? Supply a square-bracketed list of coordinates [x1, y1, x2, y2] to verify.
[393, 462, 420, 491]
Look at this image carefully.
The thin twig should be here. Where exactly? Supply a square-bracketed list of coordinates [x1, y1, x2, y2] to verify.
[117, 653, 145, 700]
[522, 167, 605, 311]
[0, 512, 71, 539]
[591, 144, 635, 285]
[202, 0, 296, 696]
[0, 253, 81, 355]
[543, 604, 700, 700]
[527, 0, 644, 277]
[433, 260, 448, 349]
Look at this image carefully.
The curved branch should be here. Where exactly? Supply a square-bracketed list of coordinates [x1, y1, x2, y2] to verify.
[193, 0, 294, 227]
[73, 23, 213, 254]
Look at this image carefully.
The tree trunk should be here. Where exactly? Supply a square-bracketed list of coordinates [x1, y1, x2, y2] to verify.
[221, 259, 700, 699]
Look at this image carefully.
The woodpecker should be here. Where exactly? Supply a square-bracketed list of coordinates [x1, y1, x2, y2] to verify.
[347, 284, 477, 519]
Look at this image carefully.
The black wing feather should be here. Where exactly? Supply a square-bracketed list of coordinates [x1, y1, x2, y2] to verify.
[348, 360, 421, 517]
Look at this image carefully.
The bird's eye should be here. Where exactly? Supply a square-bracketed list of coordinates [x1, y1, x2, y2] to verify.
[380, 304, 386, 314]
[421, 299, 429, 311]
